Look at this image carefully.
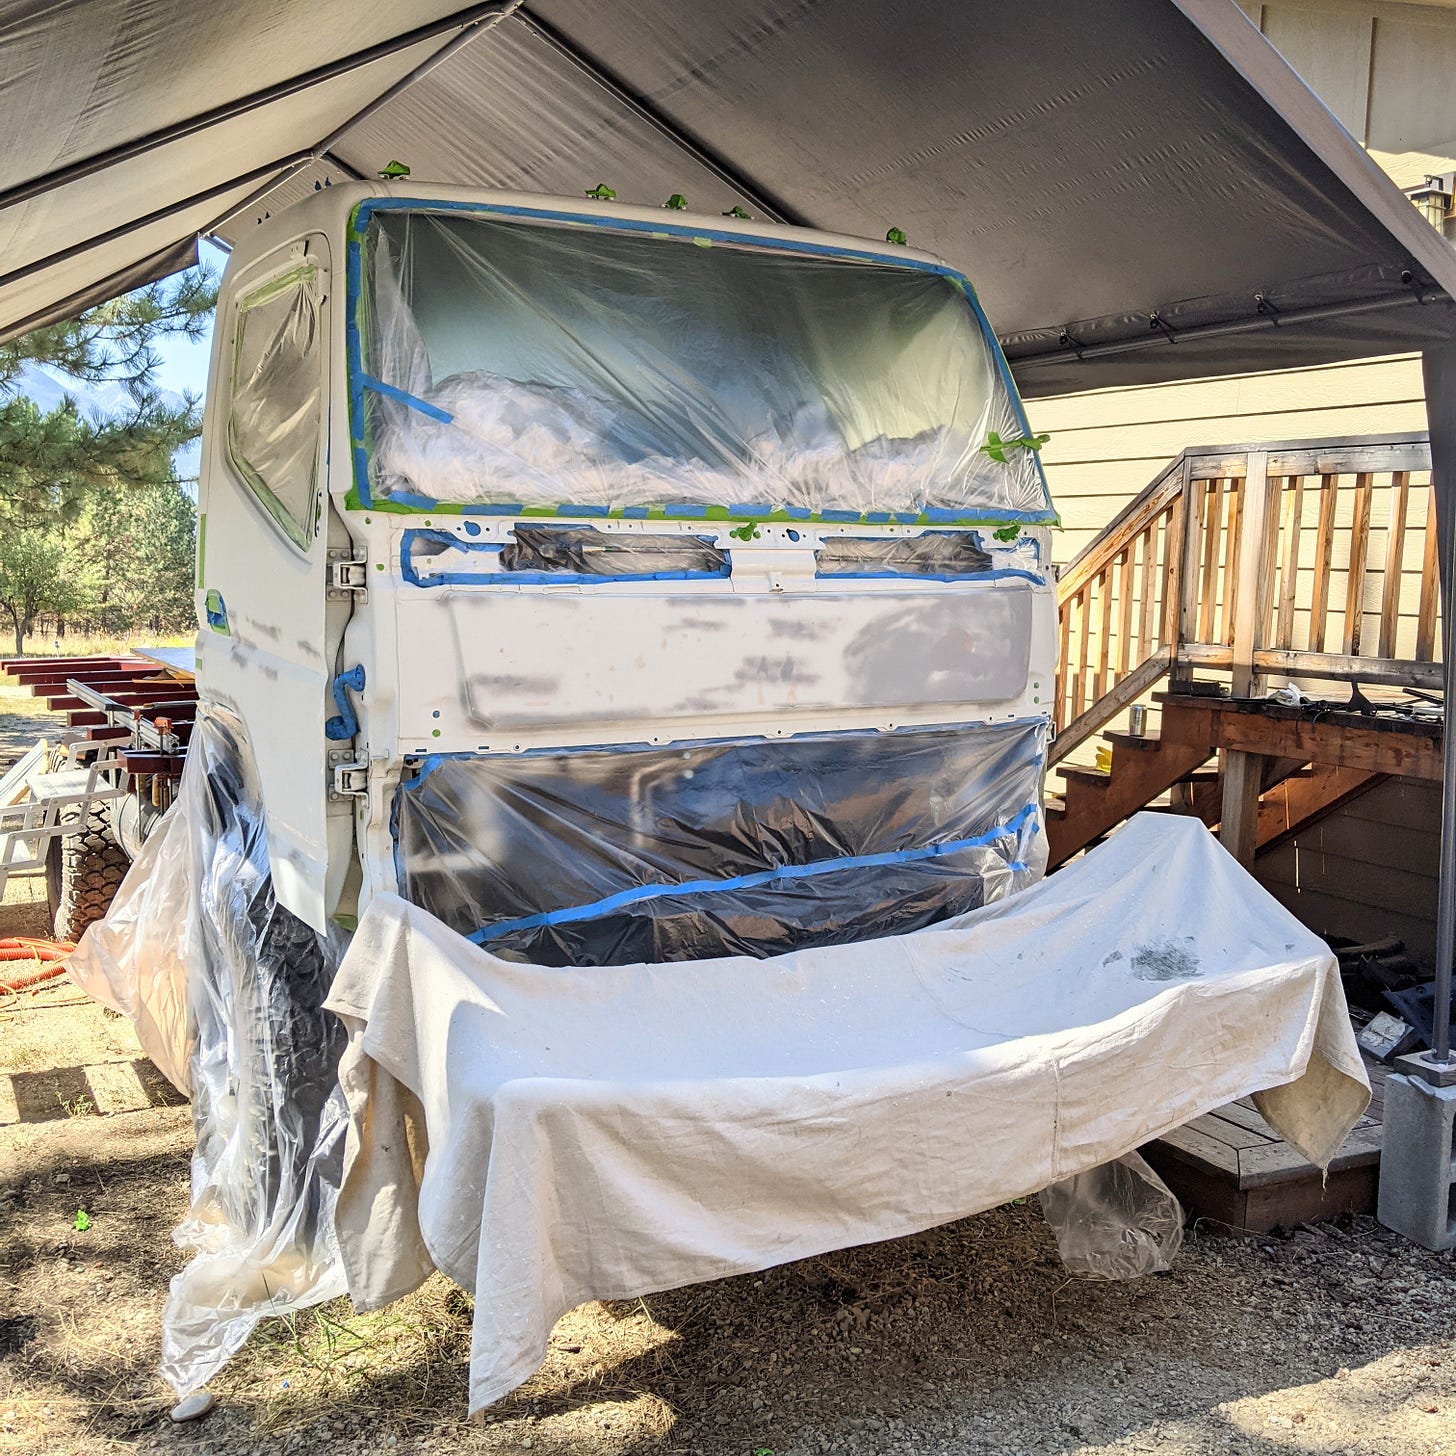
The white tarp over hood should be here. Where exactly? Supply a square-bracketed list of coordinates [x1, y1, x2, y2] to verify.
[3, 0, 1456, 395]
[325, 813, 1369, 1413]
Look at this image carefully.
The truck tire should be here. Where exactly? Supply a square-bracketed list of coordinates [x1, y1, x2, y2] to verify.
[45, 806, 130, 943]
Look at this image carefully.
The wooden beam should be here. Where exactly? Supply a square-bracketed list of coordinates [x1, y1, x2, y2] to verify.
[1255, 762, 1385, 852]
[1211, 711, 1442, 781]
[1048, 648, 1172, 765]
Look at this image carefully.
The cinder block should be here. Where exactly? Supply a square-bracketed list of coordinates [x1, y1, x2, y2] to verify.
[1377, 1074, 1456, 1251]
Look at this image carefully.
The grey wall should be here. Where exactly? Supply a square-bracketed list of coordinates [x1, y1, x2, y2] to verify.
[1255, 775, 1440, 965]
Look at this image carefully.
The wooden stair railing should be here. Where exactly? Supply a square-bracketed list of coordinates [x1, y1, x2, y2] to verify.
[1050, 431, 1442, 865]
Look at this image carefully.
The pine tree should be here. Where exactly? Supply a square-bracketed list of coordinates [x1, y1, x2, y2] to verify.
[0, 271, 217, 530]
[0, 269, 216, 651]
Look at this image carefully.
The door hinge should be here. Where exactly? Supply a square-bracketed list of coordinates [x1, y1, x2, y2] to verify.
[327, 750, 368, 801]
[327, 547, 369, 602]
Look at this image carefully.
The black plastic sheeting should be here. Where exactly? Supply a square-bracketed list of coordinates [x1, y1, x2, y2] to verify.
[500, 524, 728, 577]
[393, 720, 1047, 966]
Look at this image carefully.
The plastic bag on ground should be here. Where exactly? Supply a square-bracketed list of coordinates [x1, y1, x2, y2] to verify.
[1038, 1151, 1185, 1280]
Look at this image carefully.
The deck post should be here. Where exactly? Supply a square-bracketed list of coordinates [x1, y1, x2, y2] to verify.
[1220, 451, 1276, 866]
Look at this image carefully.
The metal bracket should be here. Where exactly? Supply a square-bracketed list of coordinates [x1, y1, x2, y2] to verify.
[328, 749, 368, 801]
[328, 547, 369, 602]
[1396, 1050, 1456, 1088]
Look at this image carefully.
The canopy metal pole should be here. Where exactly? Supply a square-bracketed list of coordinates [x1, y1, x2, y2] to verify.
[1420, 344, 1456, 1075]
[1012, 288, 1448, 370]
[1434, 546, 1456, 1066]
[0, 153, 317, 296]
[0, 0, 521, 218]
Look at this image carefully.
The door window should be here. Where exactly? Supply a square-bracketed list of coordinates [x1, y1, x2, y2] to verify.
[227, 263, 322, 549]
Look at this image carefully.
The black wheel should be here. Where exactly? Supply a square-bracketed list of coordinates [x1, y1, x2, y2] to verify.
[45, 805, 130, 943]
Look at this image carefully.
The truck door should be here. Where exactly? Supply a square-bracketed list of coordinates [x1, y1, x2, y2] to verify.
[195, 233, 352, 933]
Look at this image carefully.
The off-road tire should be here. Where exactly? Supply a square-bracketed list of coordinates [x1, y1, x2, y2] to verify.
[45, 806, 129, 943]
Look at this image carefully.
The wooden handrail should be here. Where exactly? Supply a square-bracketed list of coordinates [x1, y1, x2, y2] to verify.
[1053, 432, 1440, 769]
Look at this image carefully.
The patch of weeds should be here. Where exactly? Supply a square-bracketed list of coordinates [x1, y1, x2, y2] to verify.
[60, 1094, 94, 1119]
[73, 1209, 91, 1232]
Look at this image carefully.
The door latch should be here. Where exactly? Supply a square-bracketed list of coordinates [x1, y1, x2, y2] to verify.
[327, 750, 368, 801]
[328, 547, 369, 602]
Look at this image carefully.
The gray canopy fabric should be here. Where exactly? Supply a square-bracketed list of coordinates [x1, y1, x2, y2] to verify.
[3, 0, 1456, 395]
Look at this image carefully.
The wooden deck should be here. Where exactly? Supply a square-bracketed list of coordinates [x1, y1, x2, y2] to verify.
[1142, 1054, 1388, 1234]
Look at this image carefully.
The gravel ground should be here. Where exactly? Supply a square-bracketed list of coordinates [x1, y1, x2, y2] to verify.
[2, 878, 1454, 1456]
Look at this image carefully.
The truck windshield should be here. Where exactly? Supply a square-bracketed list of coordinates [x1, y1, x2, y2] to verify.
[354, 204, 1052, 525]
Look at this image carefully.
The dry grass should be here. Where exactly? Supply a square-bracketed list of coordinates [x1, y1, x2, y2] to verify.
[4, 633, 191, 663]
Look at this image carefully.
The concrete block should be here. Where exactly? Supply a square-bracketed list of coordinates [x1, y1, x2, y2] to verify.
[1377, 1073, 1456, 1251]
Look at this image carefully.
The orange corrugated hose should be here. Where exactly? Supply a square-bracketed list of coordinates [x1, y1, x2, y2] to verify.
[0, 937, 76, 993]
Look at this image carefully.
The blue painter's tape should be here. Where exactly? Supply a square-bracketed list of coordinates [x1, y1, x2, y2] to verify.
[465, 802, 1039, 946]
[344, 237, 372, 508]
[359, 373, 454, 424]
[815, 567, 1044, 585]
[325, 664, 366, 741]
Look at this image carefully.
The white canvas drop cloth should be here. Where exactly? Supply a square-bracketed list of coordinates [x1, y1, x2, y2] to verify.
[325, 813, 1369, 1413]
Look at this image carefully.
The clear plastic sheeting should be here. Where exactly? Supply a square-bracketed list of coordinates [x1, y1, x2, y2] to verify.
[393, 720, 1046, 966]
[360, 207, 1051, 522]
[228, 264, 323, 549]
[1039, 1152, 1186, 1281]
[500, 525, 728, 578]
[70, 706, 348, 1396]
[815, 531, 994, 579]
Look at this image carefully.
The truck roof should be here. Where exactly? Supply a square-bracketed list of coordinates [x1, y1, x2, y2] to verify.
[223, 180, 961, 281]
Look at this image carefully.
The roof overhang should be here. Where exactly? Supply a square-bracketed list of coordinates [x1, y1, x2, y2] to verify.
[2, 0, 1454, 396]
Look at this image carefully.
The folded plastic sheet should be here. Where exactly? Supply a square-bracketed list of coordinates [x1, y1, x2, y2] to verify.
[392, 720, 1047, 965]
[68, 707, 348, 1396]
[328, 813, 1370, 1414]
[361, 207, 1051, 522]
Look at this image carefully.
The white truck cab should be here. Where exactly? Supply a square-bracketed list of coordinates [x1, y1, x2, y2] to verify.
[196, 182, 1057, 958]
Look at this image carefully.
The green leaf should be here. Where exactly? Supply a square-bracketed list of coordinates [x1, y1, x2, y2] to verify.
[585, 183, 617, 201]
[73, 1209, 91, 1232]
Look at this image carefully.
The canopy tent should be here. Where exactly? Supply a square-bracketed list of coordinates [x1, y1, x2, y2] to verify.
[4, 0, 1456, 397]
[3, 0, 1454, 1063]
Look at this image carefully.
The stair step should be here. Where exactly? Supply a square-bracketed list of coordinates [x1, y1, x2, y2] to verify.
[1045, 793, 1066, 818]
[1057, 764, 1113, 787]
[1103, 730, 1162, 751]
[1178, 769, 1221, 785]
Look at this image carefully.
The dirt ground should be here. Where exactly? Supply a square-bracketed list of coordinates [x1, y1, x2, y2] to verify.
[1, 873, 1454, 1456]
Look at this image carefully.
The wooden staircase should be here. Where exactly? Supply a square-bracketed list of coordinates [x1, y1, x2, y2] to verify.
[1048, 433, 1444, 868]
